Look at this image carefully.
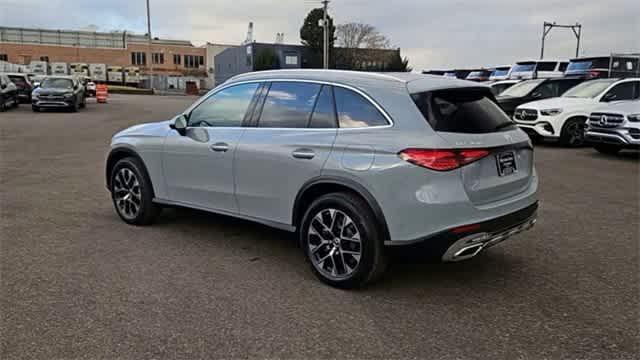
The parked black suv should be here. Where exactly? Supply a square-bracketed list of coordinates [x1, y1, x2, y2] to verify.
[496, 77, 585, 116]
[0, 74, 19, 111]
[565, 56, 640, 79]
[32, 76, 86, 112]
[5, 73, 33, 103]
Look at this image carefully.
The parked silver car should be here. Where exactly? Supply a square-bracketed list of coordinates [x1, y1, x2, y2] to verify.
[106, 70, 538, 288]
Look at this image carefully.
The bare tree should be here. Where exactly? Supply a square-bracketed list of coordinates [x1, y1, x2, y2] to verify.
[336, 23, 391, 49]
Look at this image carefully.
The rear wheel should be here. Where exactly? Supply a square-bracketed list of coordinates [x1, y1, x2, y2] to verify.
[32, 105, 40, 112]
[560, 118, 587, 147]
[110, 157, 161, 225]
[594, 144, 622, 155]
[79, 95, 86, 108]
[300, 192, 387, 289]
[13, 95, 19, 108]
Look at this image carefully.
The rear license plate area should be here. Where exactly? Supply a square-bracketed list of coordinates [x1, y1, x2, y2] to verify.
[496, 151, 517, 176]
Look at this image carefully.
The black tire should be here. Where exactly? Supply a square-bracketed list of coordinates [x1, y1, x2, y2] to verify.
[13, 96, 19, 108]
[79, 96, 86, 108]
[299, 192, 387, 289]
[0, 100, 5, 112]
[110, 157, 161, 225]
[560, 117, 587, 147]
[69, 99, 78, 112]
[32, 105, 40, 112]
[594, 144, 622, 155]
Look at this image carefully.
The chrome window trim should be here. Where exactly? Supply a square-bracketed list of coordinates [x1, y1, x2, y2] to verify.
[182, 78, 394, 131]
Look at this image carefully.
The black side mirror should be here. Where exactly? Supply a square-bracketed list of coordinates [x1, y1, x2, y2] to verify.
[602, 93, 617, 102]
[0, 83, 6, 89]
[532, 92, 542, 98]
[170, 114, 188, 135]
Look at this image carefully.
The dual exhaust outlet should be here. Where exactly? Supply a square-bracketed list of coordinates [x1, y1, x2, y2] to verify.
[442, 217, 537, 262]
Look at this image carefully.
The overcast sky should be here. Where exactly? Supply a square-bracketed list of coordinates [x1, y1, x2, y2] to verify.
[2, 0, 638, 71]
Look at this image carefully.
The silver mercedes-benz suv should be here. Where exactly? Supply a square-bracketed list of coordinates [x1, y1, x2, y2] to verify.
[106, 70, 538, 288]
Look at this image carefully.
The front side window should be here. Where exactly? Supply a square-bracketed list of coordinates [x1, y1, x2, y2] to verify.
[258, 82, 321, 128]
[533, 81, 558, 97]
[602, 82, 638, 101]
[188, 83, 259, 127]
[334, 87, 388, 128]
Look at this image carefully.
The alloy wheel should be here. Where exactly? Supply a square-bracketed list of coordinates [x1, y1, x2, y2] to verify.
[113, 168, 142, 220]
[308, 209, 362, 280]
[567, 121, 584, 146]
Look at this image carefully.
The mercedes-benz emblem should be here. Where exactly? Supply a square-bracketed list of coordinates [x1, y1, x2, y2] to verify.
[600, 115, 608, 126]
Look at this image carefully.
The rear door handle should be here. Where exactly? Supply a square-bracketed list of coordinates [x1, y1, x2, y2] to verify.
[292, 149, 315, 159]
[210, 142, 229, 152]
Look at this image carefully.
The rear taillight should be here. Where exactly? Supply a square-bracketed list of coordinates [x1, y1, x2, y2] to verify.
[589, 70, 600, 78]
[399, 148, 490, 171]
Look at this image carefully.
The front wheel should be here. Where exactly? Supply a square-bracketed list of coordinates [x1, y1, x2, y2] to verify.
[300, 192, 387, 289]
[110, 157, 161, 225]
[594, 144, 622, 155]
[560, 118, 587, 147]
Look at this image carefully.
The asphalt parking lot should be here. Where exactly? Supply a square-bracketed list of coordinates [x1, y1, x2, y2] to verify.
[1, 94, 638, 359]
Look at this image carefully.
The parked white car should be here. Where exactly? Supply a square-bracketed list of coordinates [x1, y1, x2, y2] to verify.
[585, 100, 640, 154]
[513, 78, 640, 146]
[509, 59, 569, 80]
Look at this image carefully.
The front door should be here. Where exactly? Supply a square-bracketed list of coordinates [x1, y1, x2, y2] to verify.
[163, 82, 260, 213]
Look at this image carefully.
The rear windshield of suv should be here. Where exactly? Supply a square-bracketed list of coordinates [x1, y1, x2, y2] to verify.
[411, 88, 515, 134]
[511, 63, 535, 72]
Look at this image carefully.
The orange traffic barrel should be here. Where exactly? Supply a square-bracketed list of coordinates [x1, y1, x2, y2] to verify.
[96, 84, 108, 103]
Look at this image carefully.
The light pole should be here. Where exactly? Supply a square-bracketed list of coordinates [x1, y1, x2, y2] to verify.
[146, 0, 154, 89]
[322, 0, 329, 69]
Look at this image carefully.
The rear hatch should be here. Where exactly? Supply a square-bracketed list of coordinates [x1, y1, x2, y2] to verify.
[410, 86, 534, 206]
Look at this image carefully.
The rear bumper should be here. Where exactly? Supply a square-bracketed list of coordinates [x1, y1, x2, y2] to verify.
[386, 202, 538, 260]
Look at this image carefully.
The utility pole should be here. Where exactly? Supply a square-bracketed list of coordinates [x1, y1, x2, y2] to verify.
[146, 0, 153, 89]
[322, 0, 329, 69]
[540, 21, 582, 59]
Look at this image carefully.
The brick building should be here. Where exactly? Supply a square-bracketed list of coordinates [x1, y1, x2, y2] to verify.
[0, 26, 207, 77]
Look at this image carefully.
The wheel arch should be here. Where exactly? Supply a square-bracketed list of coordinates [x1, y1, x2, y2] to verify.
[105, 147, 153, 195]
[292, 176, 390, 241]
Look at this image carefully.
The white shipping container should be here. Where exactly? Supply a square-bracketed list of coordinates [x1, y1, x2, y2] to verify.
[51, 62, 69, 75]
[89, 64, 107, 82]
[29, 61, 49, 75]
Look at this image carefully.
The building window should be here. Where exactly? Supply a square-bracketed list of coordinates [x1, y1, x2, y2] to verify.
[152, 53, 164, 64]
[173, 54, 181, 65]
[285, 55, 298, 66]
[131, 52, 146, 65]
[0, 54, 7, 61]
[184, 55, 203, 68]
[40, 56, 49, 62]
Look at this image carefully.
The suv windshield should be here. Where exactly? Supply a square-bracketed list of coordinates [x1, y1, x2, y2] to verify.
[492, 69, 510, 77]
[562, 79, 616, 98]
[566, 61, 593, 72]
[411, 88, 514, 134]
[499, 79, 545, 97]
[511, 63, 535, 72]
[41, 78, 74, 89]
[8, 76, 28, 88]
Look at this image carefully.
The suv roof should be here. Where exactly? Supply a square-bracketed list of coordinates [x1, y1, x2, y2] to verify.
[1, 72, 29, 77]
[227, 69, 482, 94]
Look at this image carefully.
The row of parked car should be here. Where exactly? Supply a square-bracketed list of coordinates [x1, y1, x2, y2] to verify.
[0, 73, 94, 112]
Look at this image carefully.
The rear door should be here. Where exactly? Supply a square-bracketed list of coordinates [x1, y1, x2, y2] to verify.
[411, 87, 534, 205]
[234, 81, 337, 225]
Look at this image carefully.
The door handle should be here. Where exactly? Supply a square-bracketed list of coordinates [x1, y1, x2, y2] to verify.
[292, 148, 315, 159]
[210, 142, 229, 152]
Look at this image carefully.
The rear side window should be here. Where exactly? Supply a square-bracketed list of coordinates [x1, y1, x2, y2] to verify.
[411, 88, 515, 134]
[558, 62, 569, 71]
[334, 87, 388, 128]
[309, 85, 337, 128]
[537, 62, 557, 71]
[258, 82, 321, 128]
